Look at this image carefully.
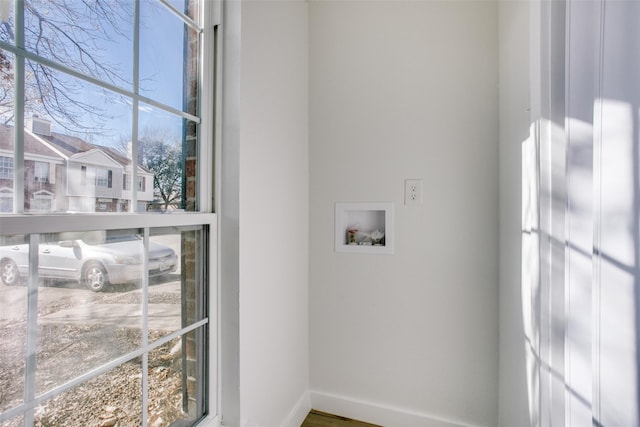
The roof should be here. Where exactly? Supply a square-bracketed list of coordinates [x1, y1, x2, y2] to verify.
[0, 124, 152, 174]
[43, 132, 152, 173]
[0, 124, 64, 160]
[39, 132, 94, 157]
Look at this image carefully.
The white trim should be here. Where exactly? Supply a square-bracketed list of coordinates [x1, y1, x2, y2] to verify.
[218, 0, 241, 422]
[197, 414, 221, 427]
[0, 212, 216, 235]
[279, 391, 312, 427]
[199, 0, 216, 214]
[208, 218, 220, 423]
[309, 391, 490, 427]
[32, 190, 54, 199]
[0, 147, 64, 164]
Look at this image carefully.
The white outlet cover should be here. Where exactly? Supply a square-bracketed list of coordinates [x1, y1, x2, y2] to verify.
[405, 179, 423, 206]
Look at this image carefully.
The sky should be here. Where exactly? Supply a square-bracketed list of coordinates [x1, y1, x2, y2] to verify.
[83, 0, 190, 147]
[3, 0, 194, 148]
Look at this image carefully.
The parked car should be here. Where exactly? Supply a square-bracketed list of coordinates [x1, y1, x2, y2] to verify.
[0, 234, 177, 292]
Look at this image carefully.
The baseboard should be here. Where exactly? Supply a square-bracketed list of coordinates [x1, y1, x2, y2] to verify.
[280, 390, 312, 427]
[309, 390, 489, 427]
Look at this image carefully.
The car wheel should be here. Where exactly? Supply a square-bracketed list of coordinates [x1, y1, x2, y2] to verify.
[82, 262, 109, 292]
[1, 259, 20, 286]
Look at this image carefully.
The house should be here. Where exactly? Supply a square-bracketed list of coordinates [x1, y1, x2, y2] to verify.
[0, 117, 154, 213]
[0, 122, 64, 212]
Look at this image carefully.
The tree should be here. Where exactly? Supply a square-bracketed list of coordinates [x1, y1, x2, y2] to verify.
[139, 137, 183, 210]
[0, 0, 133, 131]
[0, 50, 11, 116]
[117, 128, 183, 210]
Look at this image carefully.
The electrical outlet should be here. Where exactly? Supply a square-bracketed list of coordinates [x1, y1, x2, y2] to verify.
[405, 179, 423, 206]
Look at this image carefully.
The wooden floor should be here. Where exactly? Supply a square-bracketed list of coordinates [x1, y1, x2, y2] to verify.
[300, 410, 382, 427]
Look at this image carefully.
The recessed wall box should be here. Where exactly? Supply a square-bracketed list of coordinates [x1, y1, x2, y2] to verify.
[335, 202, 394, 254]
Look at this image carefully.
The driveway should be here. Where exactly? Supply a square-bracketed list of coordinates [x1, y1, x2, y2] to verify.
[0, 276, 182, 331]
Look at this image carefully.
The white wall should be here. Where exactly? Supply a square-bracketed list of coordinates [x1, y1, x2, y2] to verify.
[308, 2, 499, 426]
[497, 1, 531, 426]
[595, 5, 640, 423]
[239, 2, 310, 427]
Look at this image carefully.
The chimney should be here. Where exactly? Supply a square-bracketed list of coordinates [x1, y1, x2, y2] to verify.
[26, 114, 52, 136]
[0, 1, 9, 22]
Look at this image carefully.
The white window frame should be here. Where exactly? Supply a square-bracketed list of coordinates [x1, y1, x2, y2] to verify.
[0, 0, 222, 425]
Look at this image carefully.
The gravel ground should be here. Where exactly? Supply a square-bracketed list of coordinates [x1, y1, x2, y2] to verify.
[0, 282, 193, 427]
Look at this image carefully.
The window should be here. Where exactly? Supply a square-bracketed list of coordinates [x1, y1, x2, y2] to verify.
[0, 156, 13, 179]
[0, 221, 213, 426]
[0, 1, 217, 426]
[94, 168, 111, 188]
[82, 167, 112, 188]
[124, 174, 146, 191]
[0, 188, 12, 212]
[29, 190, 54, 212]
[33, 162, 49, 183]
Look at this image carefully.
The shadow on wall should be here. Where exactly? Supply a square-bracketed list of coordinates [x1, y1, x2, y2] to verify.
[519, 1, 640, 426]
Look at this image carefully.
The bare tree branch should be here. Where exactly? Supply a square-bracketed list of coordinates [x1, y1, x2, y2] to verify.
[0, 0, 134, 133]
